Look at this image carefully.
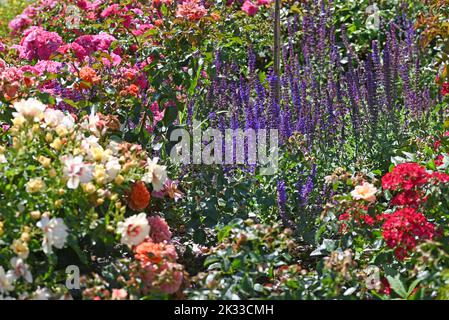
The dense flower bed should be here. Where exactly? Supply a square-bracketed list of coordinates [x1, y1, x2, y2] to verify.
[0, 98, 182, 299]
[1, 0, 449, 300]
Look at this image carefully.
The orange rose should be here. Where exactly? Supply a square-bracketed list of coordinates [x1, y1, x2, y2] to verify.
[135, 241, 164, 264]
[134, 240, 178, 265]
[79, 66, 100, 89]
[127, 84, 140, 96]
[129, 181, 151, 211]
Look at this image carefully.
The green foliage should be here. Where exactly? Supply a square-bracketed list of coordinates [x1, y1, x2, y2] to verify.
[187, 219, 299, 299]
[0, 0, 28, 37]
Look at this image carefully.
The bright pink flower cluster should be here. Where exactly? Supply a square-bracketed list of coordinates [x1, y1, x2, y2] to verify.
[148, 215, 172, 243]
[241, 0, 272, 16]
[8, 14, 33, 34]
[73, 33, 117, 57]
[14, 26, 63, 61]
[100, 4, 120, 18]
[381, 208, 436, 260]
[131, 24, 155, 36]
[33, 60, 63, 75]
[77, 0, 103, 11]
[56, 32, 121, 66]
[3, 0, 189, 107]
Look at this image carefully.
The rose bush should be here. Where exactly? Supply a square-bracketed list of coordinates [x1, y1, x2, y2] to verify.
[303, 121, 449, 299]
[0, 98, 183, 299]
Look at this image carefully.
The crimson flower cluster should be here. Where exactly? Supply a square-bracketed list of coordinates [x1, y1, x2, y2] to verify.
[381, 208, 436, 260]
[382, 163, 449, 208]
[381, 163, 430, 191]
[442, 82, 449, 96]
[379, 163, 448, 259]
[390, 190, 426, 207]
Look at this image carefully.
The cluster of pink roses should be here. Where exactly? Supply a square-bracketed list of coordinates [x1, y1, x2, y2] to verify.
[58, 33, 120, 65]
[13, 26, 63, 61]
[8, 5, 37, 34]
[0, 0, 200, 131]
[0, 64, 28, 100]
[128, 216, 184, 296]
[241, 0, 272, 16]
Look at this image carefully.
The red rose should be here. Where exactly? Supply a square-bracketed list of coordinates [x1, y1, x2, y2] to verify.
[442, 82, 449, 96]
[381, 208, 435, 260]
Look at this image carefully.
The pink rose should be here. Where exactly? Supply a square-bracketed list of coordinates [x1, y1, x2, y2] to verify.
[17, 27, 63, 61]
[100, 4, 119, 18]
[242, 1, 259, 16]
[111, 289, 128, 300]
[148, 215, 172, 243]
[8, 14, 32, 33]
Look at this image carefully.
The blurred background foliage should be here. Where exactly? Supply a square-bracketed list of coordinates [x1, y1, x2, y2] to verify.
[0, 0, 28, 37]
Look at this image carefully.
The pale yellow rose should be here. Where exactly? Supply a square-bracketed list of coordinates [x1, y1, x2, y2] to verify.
[93, 165, 106, 185]
[26, 178, 46, 193]
[350, 182, 377, 202]
[38, 156, 51, 168]
[10, 239, 30, 259]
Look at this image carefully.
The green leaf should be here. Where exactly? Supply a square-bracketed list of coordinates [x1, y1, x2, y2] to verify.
[387, 275, 407, 299]
[406, 279, 421, 299]
[68, 240, 88, 265]
[163, 106, 178, 126]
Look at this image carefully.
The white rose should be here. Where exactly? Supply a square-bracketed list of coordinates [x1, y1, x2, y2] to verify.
[142, 157, 167, 192]
[36, 217, 69, 254]
[12, 98, 47, 122]
[106, 157, 121, 181]
[43, 109, 65, 127]
[116, 213, 150, 247]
